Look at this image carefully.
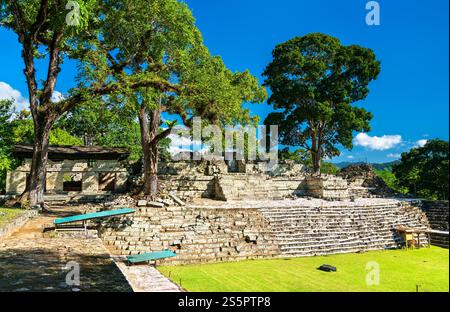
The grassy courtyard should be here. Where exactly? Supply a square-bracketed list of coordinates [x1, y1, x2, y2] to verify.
[159, 247, 449, 292]
[0, 207, 26, 226]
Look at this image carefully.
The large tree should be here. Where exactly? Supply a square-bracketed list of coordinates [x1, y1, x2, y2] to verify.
[263, 33, 380, 175]
[82, 0, 266, 196]
[0, 0, 190, 206]
[393, 139, 449, 200]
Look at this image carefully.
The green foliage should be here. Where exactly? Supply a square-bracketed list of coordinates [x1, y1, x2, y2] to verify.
[374, 168, 408, 195]
[58, 99, 143, 160]
[279, 147, 340, 174]
[0, 99, 84, 192]
[278, 148, 306, 163]
[303, 156, 340, 175]
[49, 128, 83, 146]
[0, 207, 26, 225]
[320, 162, 340, 175]
[263, 33, 380, 173]
[173, 47, 267, 126]
[11, 117, 34, 145]
[76, 0, 266, 166]
[1, 0, 98, 50]
[393, 139, 449, 200]
[0, 99, 15, 193]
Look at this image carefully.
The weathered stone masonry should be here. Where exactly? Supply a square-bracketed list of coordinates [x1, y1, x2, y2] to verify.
[100, 200, 429, 265]
[100, 206, 280, 265]
[421, 200, 449, 248]
[6, 145, 129, 195]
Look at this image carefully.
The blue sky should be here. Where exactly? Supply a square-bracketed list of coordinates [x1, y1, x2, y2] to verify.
[0, 0, 448, 163]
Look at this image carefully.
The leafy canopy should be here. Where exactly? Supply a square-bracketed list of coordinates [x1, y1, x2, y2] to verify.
[263, 33, 380, 167]
[76, 0, 266, 131]
[393, 139, 449, 200]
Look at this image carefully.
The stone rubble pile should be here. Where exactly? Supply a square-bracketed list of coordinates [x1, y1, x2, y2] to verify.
[104, 195, 136, 207]
[340, 164, 395, 197]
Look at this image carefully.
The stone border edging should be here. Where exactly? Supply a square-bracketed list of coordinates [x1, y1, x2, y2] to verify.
[0, 210, 38, 239]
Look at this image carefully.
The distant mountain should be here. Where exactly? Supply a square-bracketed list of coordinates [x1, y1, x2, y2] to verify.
[333, 160, 400, 171]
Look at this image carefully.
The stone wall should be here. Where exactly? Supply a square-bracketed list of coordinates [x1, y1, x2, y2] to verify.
[100, 199, 430, 265]
[304, 175, 349, 200]
[159, 175, 215, 199]
[0, 210, 38, 239]
[6, 159, 128, 195]
[421, 200, 449, 248]
[157, 160, 308, 201]
[100, 206, 280, 265]
[214, 174, 306, 201]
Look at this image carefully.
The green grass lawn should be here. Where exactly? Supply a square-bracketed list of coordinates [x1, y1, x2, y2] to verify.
[159, 247, 449, 292]
[0, 207, 26, 226]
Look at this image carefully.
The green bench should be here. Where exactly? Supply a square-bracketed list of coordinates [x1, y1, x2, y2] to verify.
[127, 250, 177, 264]
[53, 208, 135, 231]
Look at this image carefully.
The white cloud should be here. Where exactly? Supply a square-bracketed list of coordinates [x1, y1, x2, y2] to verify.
[167, 133, 207, 156]
[51, 90, 65, 103]
[415, 139, 428, 148]
[0, 81, 64, 110]
[347, 155, 354, 159]
[354, 133, 402, 151]
[0, 81, 28, 111]
[387, 153, 401, 159]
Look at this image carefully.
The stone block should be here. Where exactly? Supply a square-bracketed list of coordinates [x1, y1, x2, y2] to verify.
[147, 201, 165, 208]
[137, 200, 147, 207]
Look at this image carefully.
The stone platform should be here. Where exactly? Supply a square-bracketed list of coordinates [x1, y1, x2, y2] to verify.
[100, 198, 430, 265]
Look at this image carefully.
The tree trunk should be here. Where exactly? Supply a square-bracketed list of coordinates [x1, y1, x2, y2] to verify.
[138, 106, 160, 197]
[20, 112, 55, 207]
[142, 140, 159, 196]
[311, 151, 321, 176]
[310, 126, 321, 176]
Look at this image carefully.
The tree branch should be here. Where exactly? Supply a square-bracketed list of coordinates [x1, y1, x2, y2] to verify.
[57, 79, 180, 115]
[151, 126, 173, 145]
[41, 29, 64, 105]
[30, 0, 49, 40]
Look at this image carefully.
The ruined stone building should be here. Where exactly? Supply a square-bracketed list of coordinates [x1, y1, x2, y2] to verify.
[5, 146, 447, 265]
[6, 145, 129, 195]
[6, 145, 393, 202]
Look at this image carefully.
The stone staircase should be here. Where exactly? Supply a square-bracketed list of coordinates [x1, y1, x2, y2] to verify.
[260, 201, 430, 257]
[214, 174, 305, 201]
[421, 200, 449, 248]
[99, 199, 432, 265]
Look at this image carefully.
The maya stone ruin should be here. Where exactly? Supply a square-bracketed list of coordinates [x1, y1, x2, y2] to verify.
[4, 145, 449, 265]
